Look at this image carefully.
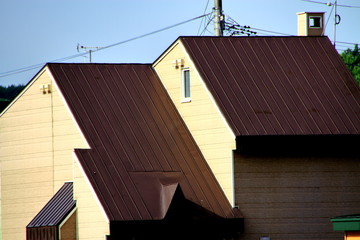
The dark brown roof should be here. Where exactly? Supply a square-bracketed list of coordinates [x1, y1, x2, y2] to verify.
[180, 36, 360, 136]
[48, 63, 240, 221]
[27, 182, 75, 227]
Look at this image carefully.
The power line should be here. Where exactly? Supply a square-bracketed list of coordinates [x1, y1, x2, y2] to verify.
[94, 13, 210, 53]
[199, 13, 214, 36]
[197, 0, 211, 35]
[337, 41, 359, 46]
[301, 0, 360, 8]
[0, 52, 87, 78]
[223, 14, 293, 36]
[0, 13, 210, 80]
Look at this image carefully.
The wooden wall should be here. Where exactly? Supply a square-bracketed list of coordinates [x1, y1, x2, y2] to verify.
[59, 211, 76, 240]
[0, 71, 58, 240]
[234, 152, 360, 240]
[74, 158, 110, 240]
[153, 41, 236, 205]
[0, 68, 107, 240]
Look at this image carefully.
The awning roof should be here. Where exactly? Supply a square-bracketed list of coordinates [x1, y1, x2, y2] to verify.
[27, 182, 75, 228]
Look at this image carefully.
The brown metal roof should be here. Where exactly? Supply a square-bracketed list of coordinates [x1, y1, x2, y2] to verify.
[180, 36, 360, 136]
[27, 182, 75, 228]
[48, 63, 241, 221]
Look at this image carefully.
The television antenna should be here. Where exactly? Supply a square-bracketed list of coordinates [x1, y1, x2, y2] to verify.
[76, 44, 103, 63]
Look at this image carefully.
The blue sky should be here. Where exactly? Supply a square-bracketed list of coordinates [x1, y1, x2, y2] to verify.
[0, 0, 359, 86]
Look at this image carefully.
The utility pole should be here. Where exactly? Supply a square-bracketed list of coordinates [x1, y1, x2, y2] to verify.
[214, 0, 224, 36]
[333, 0, 341, 48]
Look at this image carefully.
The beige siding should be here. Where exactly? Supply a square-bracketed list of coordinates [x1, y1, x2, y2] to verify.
[153, 41, 236, 205]
[297, 12, 308, 36]
[74, 159, 109, 240]
[0, 71, 55, 240]
[0, 68, 102, 240]
[297, 12, 324, 36]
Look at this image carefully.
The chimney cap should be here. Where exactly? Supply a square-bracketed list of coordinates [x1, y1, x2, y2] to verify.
[297, 11, 325, 15]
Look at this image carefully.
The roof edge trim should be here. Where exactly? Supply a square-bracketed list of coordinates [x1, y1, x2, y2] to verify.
[0, 64, 48, 117]
[73, 151, 110, 223]
[153, 38, 181, 67]
[179, 38, 237, 143]
[47, 67, 91, 149]
[59, 207, 77, 230]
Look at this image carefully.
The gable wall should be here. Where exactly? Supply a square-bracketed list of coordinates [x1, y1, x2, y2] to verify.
[0, 69, 101, 240]
[73, 155, 109, 240]
[153, 41, 236, 205]
[0, 71, 57, 240]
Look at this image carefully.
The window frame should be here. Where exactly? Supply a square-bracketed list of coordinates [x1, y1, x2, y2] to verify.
[181, 68, 191, 102]
[309, 16, 322, 28]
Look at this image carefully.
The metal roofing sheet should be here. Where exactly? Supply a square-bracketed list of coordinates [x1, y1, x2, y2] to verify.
[180, 36, 360, 136]
[27, 182, 75, 228]
[48, 63, 240, 221]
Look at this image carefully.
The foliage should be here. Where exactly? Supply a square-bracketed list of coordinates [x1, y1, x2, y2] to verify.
[0, 84, 25, 112]
[340, 44, 360, 86]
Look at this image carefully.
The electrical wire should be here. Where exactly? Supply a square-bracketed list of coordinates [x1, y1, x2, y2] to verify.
[197, 0, 211, 35]
[94, 13, 211, 53]
[199, 13, 214, 36]
[0, 52, 87, 78]
[337, 41, 359, 46]
[247, 27, 293, 36]
[323, 2, 335, 35]
[301, 0, 360, 8]
[0, 13, 211, 80]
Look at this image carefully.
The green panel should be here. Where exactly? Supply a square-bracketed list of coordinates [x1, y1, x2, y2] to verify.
[331, 220, 360, 231]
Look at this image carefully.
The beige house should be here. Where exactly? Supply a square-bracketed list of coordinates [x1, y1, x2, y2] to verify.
[1, 35, 359, 240]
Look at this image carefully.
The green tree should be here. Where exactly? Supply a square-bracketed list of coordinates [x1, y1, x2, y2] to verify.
[0, 84, 25, 112]
[340, 44, 360, 86]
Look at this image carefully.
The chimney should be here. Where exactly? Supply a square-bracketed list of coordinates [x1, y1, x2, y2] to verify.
[297, 12, 325, 36]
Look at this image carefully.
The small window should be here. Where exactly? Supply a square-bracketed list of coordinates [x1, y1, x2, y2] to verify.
[182, 68, 191, 102]
[309, 16, 321, 28]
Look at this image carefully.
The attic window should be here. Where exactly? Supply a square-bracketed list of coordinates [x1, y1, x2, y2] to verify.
[181, 68, 191, 102]
[309, 16, 322, 28]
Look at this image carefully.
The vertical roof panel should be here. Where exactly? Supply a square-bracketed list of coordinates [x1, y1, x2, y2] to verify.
[27, 182, 75, 228]
[48, 63, 240, 221]
[180, 36, 360, 136]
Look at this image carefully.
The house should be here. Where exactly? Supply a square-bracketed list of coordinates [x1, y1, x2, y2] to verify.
[154, 35, 360, 240]
[1, 28, 359, 240]
[0, 63, 242, 240]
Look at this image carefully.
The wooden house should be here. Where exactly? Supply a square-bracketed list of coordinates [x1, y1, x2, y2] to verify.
[154, 36, 360, 240]
[0, 35, 359, 240]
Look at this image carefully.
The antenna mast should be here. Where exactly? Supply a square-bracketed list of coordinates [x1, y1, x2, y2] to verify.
[214, 0, 224, 36]
[77, 44, 103, 63]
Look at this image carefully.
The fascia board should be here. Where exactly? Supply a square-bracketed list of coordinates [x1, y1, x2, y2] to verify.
[178, 39, 236, 144]
[153, 38, 181, 68]
[72, 151, 110, 224]
[0, 65, 47, 117]
[47, 68, 90, 149]
[178, 39, 236, 206]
